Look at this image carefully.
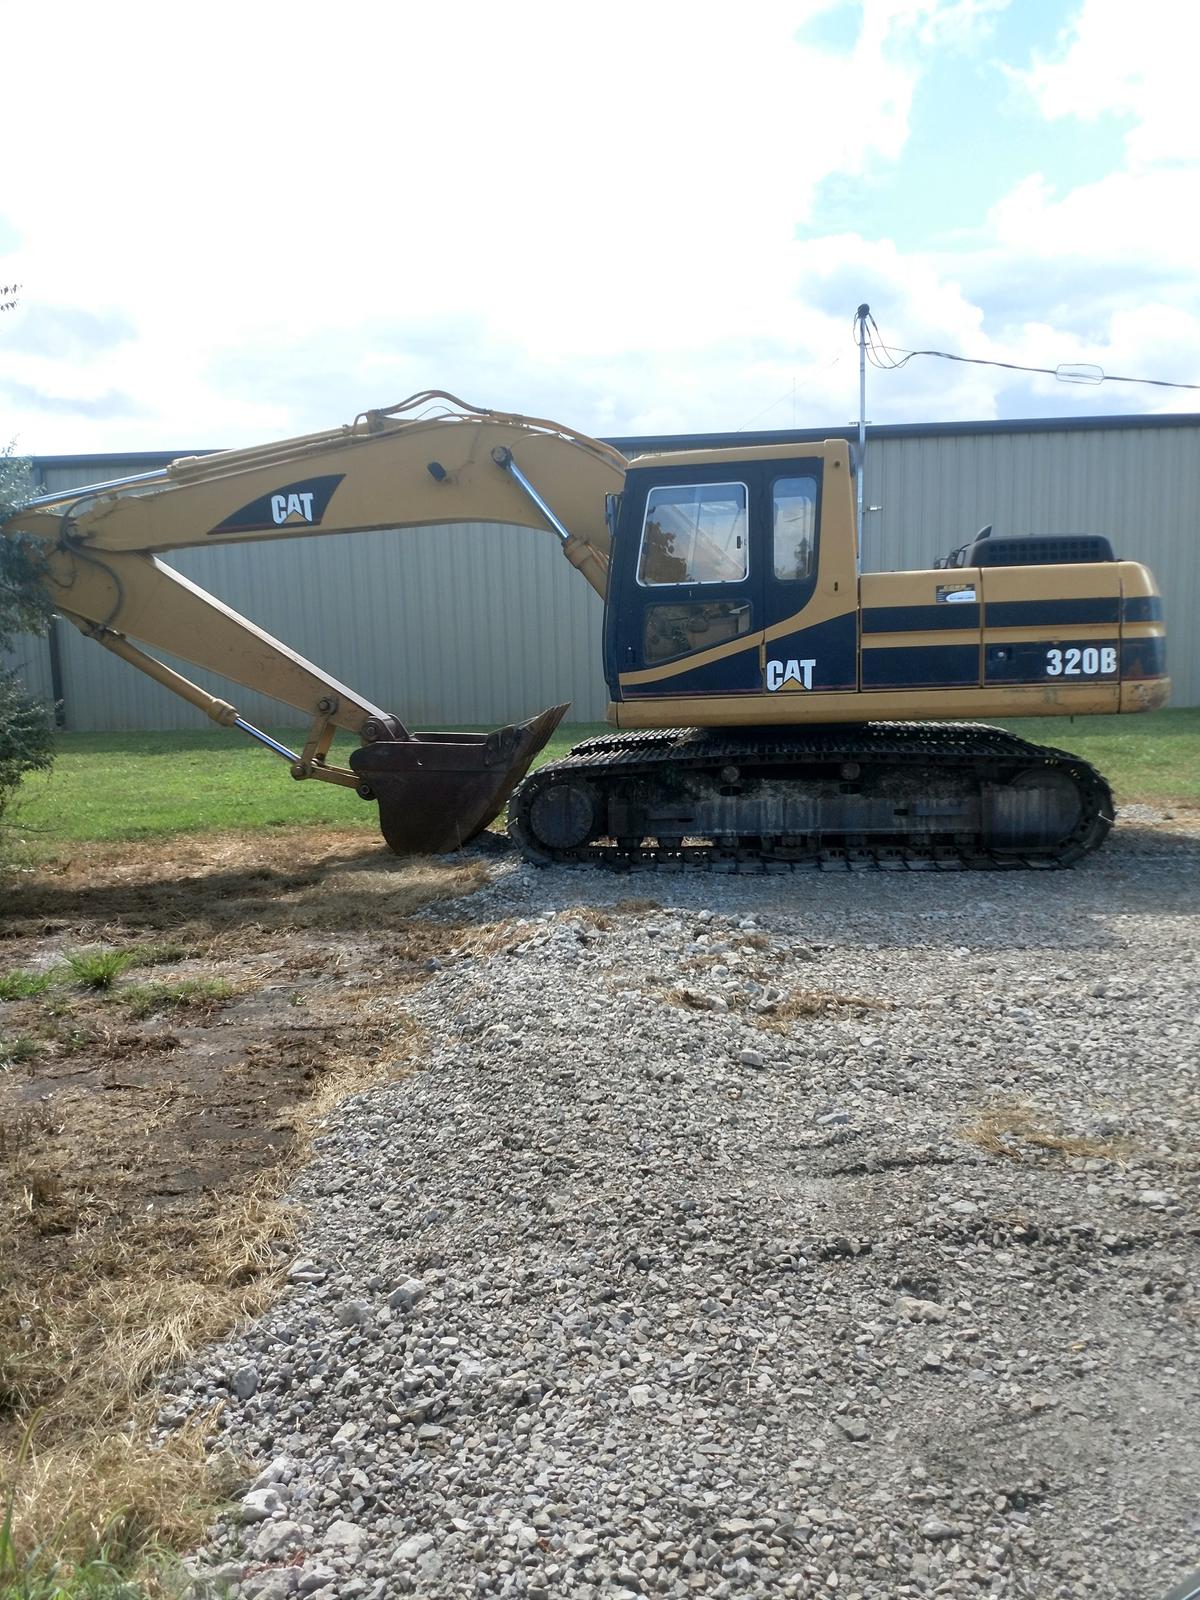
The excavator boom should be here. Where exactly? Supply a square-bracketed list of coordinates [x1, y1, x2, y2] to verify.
[5, 393, 626, 852]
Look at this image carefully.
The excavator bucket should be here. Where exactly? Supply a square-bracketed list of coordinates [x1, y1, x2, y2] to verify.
[349, 704, 569, 856]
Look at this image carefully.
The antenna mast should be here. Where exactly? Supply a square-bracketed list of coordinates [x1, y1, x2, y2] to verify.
[854, 303, 869, 572]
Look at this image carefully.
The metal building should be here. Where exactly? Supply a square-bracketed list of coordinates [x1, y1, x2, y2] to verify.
[5, 412, 1197, 728]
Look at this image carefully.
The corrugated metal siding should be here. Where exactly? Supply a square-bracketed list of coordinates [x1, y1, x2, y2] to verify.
[859, 423, 1197, 707]
[4, 424, 1197, 732]
[25, 537, 609, 735]
[1, 632, 55, 707]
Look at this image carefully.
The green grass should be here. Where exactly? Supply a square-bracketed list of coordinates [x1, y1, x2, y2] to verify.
[2, 710, 1196, 851]
[0, 1037, 40, 1068]
[0, 946, 197, 1008]
[996, 709, 1199, 807]
[114, 978, 234, 1019]
[5, 722, 609, 847]
[0, 1556, 138, 1600]
[60, 950, 133, 991]
[0, 973, 55, 1002]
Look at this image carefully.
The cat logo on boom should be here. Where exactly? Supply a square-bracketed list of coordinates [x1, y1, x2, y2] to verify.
[207, 474, 345, 536]
[271, 491, 315, 525]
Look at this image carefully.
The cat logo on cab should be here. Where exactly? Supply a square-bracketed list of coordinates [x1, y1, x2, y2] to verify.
[766, 658, 816, 691]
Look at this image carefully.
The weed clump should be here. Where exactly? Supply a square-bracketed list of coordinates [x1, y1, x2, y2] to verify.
[0, 1036, 39, 1069]
[62, 950, 133, 992]
[0, 971, 55, 1002]
[115, 979, 235, 1020]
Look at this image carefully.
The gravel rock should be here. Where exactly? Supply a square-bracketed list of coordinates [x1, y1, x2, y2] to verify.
[920, 1517, 957, 1541]
[896, 1295, 948, 1323]
[230, 1363, 259, 1400]
[296, 1567, 337, 1596]
[238, 1486, 284, 1522]
[386, 1275, 426, 1311]
[323, 1518, 367, 1551]
[242, 1574, 297, 1600]
[172, 825, 1200, 1598]
[250, 1518, 303, 1561]
[395, 1532, 435, 1560]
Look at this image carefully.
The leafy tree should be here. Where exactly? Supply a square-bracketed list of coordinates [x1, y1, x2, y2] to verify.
[0, 447, 54, 829]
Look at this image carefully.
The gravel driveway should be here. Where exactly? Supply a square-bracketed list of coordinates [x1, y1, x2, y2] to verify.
[176, 821, 1199, 1600]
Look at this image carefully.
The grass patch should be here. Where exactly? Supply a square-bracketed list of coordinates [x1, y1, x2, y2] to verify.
[124, 942, 191, 970]
[995, 708, 1200, 808]
[0, 974, 55, 1003]
[60, 951, 132, 992]
[6, 722, 609, 849]
[2, 711, 1195, 853]
[0, 1191, 282, 1587]
[0, 1534, 163, 1599]
[114, 979, 234, 1020]
[958, 1104, 1130, 1164]
[0, 838, 456, 1587]
[0, 1165, 300, 1586]
[0, 1038, 40, 1070]
[2, 946, 190, 1006]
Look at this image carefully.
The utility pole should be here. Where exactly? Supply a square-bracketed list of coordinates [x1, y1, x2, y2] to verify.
[855, 303, 869, 572]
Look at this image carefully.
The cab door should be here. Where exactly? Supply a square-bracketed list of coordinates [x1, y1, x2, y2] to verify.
[758, 460, 858, 694]
[607, 462, 765, 701]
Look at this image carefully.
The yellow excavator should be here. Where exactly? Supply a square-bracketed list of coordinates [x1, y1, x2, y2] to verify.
[2, 392, 1168, 869]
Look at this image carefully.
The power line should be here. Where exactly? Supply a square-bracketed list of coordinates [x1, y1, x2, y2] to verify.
[735, 352, 843, 431]
[854, 309, 1200, 393]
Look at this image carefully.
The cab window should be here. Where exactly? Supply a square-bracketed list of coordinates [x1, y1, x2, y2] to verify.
[637, 482, 748, 586]
[773, 476, 817, 581]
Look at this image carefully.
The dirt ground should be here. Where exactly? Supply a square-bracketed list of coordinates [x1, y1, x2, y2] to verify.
[0, 828, 502, 1568]
[2, 816, 1198, 1585]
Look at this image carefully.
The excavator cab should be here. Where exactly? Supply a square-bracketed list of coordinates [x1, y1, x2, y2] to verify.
[603, 444, 858, 712]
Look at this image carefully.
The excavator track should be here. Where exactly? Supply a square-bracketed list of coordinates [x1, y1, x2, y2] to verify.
[508, 722, 1114, 872]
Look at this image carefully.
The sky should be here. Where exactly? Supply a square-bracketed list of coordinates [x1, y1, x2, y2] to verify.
[1, 0, 1198, 453]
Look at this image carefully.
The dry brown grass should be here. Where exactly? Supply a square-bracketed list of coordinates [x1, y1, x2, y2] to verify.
[659, 984, 887, 1025]
[263, 857, 489, 931]
[2, 1410, 241, 1584]
[1, 827, 489, 940]
[661, 986, 716, 1011]
[0, 1028, 428, 1577]
[0, 1181, 296, 1428]
[0, 1185, 293, 1575]
[957, 1103, 1131, 1164]
[751, 989, 889, 1031]
[0, 831, 484, 1583]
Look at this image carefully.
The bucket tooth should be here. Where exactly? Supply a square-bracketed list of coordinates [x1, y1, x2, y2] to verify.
[349, 704, 568, 856]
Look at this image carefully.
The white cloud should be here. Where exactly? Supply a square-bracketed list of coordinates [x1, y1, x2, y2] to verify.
[0, 0, 1008, 449]
[1022, 0, 1200, 163]
[3, 0, 1194, 450]
[953, 1, 1200, 409]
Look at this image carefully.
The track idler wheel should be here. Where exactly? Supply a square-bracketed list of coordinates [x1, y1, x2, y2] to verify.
[982, 762, 1111, 859]
[509, 774, 601, 864]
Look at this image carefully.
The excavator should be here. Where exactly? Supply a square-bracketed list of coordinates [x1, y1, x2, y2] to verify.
[2, 392, 1168, 870]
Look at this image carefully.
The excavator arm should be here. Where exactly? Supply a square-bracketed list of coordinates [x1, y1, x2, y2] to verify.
[4, 393, 629, 853]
